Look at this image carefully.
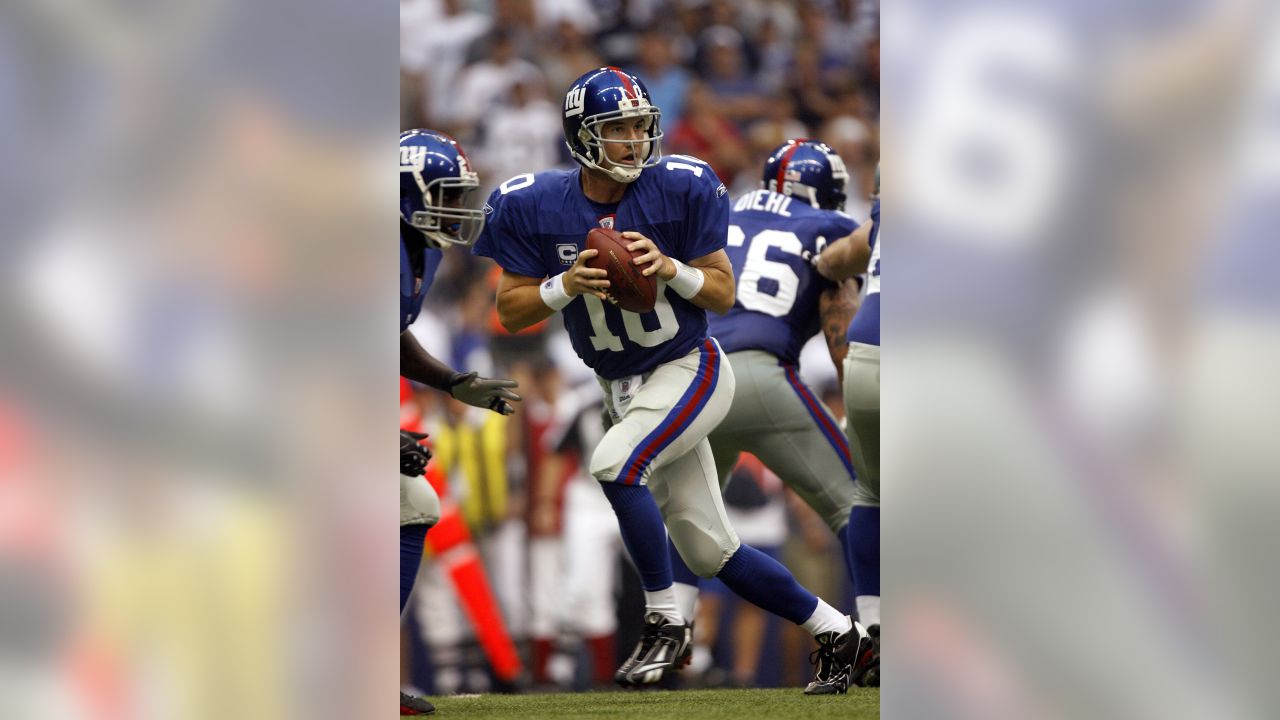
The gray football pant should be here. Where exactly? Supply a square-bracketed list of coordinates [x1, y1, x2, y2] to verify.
[707, 350, 859, 533]
[401, 472, 441, 527]
[591, 338, 742, 578]
[842, 342, 880, 506]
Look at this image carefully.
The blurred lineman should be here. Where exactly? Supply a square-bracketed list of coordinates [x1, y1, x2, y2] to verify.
[820, 166, 880, 690]
[686, 138, 877, 692]
[399, 129, 522, 715]
[474, 66, 867, 691]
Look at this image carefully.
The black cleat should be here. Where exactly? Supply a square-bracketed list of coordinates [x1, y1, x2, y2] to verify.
[615, 612, 690, 688]
[848, 623, 879, 687]
[804, 629, 850, 695]
[676, 620, 694, 670]
[804, 619, 874, 695]
[400, 691, 436, 715]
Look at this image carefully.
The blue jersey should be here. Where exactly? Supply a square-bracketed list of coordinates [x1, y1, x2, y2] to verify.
[709, 189, 858, 367]
[847, 198, 879, 346]
[400, 223, 444, 334]
[473, 158, 729, 380]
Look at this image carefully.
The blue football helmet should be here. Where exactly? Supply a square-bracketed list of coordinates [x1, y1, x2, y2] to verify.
[761, 139, 849, 212]
[562, 67, 664, 183]
[399, 129, 484, 247]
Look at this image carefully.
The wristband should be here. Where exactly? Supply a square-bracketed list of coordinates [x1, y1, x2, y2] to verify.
[667, 258, 705, 299]
[539, 273, 573, 311]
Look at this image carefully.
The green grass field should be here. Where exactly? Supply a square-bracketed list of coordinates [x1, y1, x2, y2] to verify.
[405, 687, 879, 719]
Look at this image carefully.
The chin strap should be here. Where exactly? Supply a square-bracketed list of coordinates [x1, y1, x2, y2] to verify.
[606, 165, 643, 183]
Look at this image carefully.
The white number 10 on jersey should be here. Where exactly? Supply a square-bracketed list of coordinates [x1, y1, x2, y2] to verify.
[583, 282, 680, 350]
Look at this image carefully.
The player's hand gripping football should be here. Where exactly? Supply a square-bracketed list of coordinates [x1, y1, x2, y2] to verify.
[448, 371, 522, 415]
[564, 248, 613, 302]
[400, 430, 432, 477]
[623, 232, 677, 281]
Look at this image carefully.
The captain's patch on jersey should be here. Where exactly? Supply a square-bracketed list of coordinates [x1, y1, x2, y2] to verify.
[557, 244, 578, 264]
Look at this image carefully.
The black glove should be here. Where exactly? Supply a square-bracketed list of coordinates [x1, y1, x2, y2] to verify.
[400, 430, 432, 477]
[448, 371, 521, 415]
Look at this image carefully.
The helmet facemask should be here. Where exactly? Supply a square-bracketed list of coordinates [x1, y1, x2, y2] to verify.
[409, 170, 484, 248]
[573, 101, 664, 184]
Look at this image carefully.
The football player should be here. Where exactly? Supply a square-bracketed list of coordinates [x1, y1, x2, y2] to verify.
[474, 67, 867, 690]
[675, 138, 877, 693]
[399, 129, 522, 715]
[829, 168, 880, 688]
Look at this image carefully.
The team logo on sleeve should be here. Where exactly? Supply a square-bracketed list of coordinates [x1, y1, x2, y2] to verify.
[483, 202, 494, 215]
[716, 184, 727, 198]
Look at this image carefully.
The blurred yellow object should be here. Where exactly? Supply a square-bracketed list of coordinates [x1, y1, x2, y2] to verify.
[431, 412, 510, 529]
[89, 491, 286, 720]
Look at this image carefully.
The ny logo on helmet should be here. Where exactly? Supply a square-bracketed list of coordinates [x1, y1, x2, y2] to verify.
[565, 86, 587, 118]
[400, 146, 426, 171]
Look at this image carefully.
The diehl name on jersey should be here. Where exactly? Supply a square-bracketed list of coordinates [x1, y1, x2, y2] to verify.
[473, 157, 729, 380]
[401, 221, 444, 334]
[710, 189, 859, 366]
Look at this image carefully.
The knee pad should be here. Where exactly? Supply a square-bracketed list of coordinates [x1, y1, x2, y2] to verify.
[667, 516, 737, 578]
[401, 474, 441, 527]
[588, 436, 630, 484]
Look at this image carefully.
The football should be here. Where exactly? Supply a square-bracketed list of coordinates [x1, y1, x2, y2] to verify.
[585, 227, 657, 314]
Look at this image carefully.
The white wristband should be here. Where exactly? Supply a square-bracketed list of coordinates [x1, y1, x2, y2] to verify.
[539, 273, 573, 311]
[667, 258, 705, 299]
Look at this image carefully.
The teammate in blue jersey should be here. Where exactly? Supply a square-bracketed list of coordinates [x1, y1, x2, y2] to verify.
[801, 165, 881, 691]
[474, 67, 867, 691]
[672, 139, 877, 692]
[398, 129, 521, 716]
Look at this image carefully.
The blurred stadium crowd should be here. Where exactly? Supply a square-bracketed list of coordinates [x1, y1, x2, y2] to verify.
[399, 0, 880, 693]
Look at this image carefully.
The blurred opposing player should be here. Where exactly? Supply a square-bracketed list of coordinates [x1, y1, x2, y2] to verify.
[399, 129, 522, 715]
[474, 67, 866, 691]
[677, 138, 876, 693]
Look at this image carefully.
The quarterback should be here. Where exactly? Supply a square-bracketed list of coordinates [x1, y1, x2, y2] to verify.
[474, 67, 869, 691]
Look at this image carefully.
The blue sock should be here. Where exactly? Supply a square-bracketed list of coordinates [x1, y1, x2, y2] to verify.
[837, 522, 858, 589]
[716, 544, 819, 625]
[668, 536, 701, 587]
[848, 506, 881, 599]
[600, 482, 672, 591]
[400, 524, 429, 615]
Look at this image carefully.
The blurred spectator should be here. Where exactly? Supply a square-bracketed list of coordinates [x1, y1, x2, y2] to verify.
[489, 0, 540, 56]
[785, 45, 842, 133]
[401, 0, 491, 131]
[819, 114, 876, 217]
[753, 14, 796, 95]
[742, 94, 808, 194]
[699, 26, 768, 128]
[540, 20, 605, 108]
[798, 0, 854, 68]
[534, 0, 599, 33]
[854, 34, 880, 119]
[473, 71, 563, 198]
[634, 29, 693, 126]
[593, 0, 647, 67]
[666, 81, 749, 184]
[453, 30, 542, 132]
